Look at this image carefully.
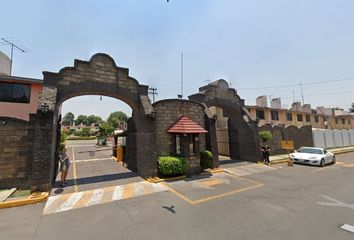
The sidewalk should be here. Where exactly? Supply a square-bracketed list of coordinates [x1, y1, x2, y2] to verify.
[270, 146, 354, 164]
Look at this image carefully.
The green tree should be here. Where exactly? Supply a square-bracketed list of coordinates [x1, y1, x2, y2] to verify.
[81, 127, 91, 136]
[87, 115, 103, 126]
[350, 103, 354, 113]
[107, 111, 127, 129]
[75, 115, 89, 126]
[62, 112, 75, 126]
[98, 123, 114, 145]
[259, 131, 272, 143]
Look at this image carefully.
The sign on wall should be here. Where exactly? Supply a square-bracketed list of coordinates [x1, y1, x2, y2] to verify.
[281, 140, 294, 150]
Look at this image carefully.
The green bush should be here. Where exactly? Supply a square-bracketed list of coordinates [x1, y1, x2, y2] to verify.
[200, 150, 213, 169]
[60, 132, 68, 143]
[259, 131, 272, 142]
[157, 156, 187, 177]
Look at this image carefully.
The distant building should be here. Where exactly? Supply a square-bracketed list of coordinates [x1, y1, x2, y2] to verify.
[0, 75, 43, 121]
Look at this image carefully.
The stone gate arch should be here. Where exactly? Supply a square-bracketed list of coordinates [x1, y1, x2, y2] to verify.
[189, 79, 260, 163]
[32, 53, 157, 191]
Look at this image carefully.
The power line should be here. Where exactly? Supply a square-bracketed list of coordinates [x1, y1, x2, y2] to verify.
[239, 77, 354, 90]
[148, 87, 158, 103]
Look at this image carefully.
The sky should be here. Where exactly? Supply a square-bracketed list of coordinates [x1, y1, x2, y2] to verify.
[1, 0, 354, 119]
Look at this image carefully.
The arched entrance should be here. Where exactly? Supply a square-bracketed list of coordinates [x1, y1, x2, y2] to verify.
[189, 79, 260, 164]
[31, 53, 157, 191]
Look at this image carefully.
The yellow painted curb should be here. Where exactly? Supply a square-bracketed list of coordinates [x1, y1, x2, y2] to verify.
[269, 159, 290, 165]
[205, 168, 224, 174]
[0, 192, 49, 209]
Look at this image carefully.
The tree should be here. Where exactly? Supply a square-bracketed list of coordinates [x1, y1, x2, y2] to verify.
[107, 111, 128, 129]
[87, 115, 103, 126]
[75, 115, 89, 126]
[62, 112, 75, 126]
[259, 131, 272, 143]
[350, 103, 354, 113]
[98, 123, 114, 145]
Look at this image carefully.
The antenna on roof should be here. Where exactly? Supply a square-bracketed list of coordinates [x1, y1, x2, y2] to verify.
[1, 38, 26, 76]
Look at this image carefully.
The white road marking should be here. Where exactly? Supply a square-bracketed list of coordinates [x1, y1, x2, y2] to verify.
[341, 224, 354, 234]
[134, 182, 145, 196]
[317, 195, 354, 210]
[56, 192, 84, 212]
[112, 185, 125, 201]
[87, 189, 104, 206]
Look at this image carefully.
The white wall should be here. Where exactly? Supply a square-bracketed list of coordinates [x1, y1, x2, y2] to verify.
[313, 129, 354, 148]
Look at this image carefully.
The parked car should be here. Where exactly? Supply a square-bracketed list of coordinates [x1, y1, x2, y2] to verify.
[290, 147, 336, 167]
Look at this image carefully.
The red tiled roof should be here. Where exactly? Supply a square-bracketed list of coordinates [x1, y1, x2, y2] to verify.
[167, 116, 208, 134]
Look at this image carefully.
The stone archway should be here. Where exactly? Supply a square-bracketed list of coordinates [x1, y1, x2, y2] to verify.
[31, 53, 157, 191]
[189, 79, 260, 163]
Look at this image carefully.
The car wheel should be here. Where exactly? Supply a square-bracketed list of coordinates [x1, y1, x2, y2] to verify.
[332, 156, 336, 164]
[320, 159, 325, 167]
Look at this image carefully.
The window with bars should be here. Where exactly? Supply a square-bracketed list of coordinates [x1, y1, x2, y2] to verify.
[0, 82, 31, 103]
[306, 115, 311, 122]
[297, 114, 303, 122]
[315, 115, 319, 123]
[271, 111, 279, 121]
[256, 110, 265, 120]
[286, 112, 292, 121]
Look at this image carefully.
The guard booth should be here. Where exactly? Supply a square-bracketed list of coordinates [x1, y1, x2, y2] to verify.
[112, 129, 127, 162]
[167, 116, 208, 176]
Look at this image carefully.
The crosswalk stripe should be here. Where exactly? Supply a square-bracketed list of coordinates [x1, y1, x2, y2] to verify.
[43, 194, 72, 215]
[112, 185, 125, 201]
[73, 190, 95, 209]
[56, 192, 84, 213]
[43, 181, 168, 215]
[87, 189, 104, 207]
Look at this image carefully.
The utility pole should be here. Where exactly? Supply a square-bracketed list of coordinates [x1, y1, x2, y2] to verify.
[180, 52, 183, 99]
[148, 87, 158, 103]
[1, 38, 26, 76]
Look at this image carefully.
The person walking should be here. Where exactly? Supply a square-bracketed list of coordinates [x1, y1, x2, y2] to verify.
[260, 141, 271, 165]
[59, 145, 71, 187]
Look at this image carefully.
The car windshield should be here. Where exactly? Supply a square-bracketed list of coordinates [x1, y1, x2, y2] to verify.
[297, 148, 323, 154]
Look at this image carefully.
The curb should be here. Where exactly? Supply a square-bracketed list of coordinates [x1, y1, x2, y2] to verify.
[0, 192, 49, 209]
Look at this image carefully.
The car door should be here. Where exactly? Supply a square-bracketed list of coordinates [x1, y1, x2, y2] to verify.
[323, 149, 331, 163]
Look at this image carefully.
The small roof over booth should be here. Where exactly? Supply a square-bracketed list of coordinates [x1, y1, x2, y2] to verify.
[167, 116, 208, 134]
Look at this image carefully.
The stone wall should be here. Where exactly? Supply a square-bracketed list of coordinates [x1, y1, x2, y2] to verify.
[153, 99, 207, 174]
[0, 117, 33, 189]
[258, 125, 314, 155]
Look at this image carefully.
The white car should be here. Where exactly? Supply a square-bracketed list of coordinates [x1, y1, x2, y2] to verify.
[290, 147, 336, 167]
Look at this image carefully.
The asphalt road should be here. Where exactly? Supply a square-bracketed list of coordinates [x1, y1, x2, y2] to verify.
[1, 144, 353, 240]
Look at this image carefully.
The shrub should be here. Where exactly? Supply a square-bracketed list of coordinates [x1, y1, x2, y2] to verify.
[60, 131, 67, 143]
[259, 131, 272, 142]
[157, 156, 187, 177]
[67, 136, 96, 140]
[200, 150, 213, 169]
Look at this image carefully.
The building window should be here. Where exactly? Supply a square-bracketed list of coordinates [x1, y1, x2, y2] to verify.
[348, 119, 351, 125]
[297, 114, 303, 122]
[256, 110, 265, 120]
[306, 115, 311, 122]
[286, 112, 292, 121]
[176, 135, 181, 155]
[0, 82, 31, 103]
[342, 119, 345, 125]
[335, 118, 339, 124]
[315, 115, 319, 123]
[271, 111, 279, 121]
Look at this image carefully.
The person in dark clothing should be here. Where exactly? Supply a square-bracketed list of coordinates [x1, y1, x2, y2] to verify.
[260, 142, 271, 165]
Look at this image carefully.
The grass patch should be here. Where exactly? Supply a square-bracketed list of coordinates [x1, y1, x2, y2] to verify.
[8, 189, 31, 199]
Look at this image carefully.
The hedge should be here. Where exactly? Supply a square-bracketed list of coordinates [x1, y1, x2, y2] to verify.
[200, 150, 213, 169]
[157, 156, 187, 177]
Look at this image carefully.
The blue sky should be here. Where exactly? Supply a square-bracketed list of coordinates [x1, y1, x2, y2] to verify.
[1, 0, 354, 119]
